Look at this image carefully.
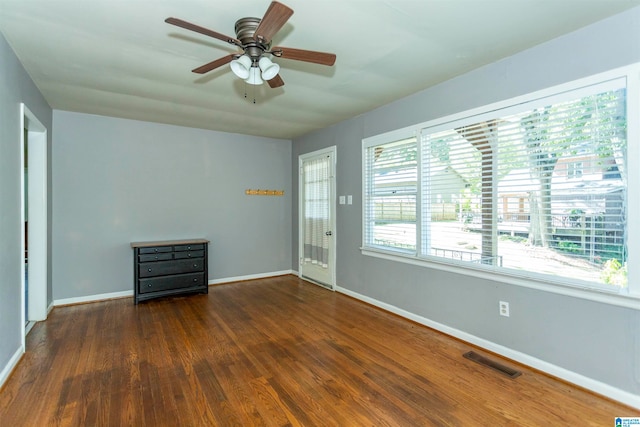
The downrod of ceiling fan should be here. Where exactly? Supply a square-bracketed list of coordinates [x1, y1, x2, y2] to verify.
[244, 45, 268, 61]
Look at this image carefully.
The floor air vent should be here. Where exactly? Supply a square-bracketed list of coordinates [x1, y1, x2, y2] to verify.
[463, 351, 522, 379]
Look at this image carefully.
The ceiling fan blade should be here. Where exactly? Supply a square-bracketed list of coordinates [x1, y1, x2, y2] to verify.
[192, 54, 235, 74]
[165, 17, 241, 47]
[253, 1, 294, 43]
[271, 47, 336, 66]
[267, 74, 285, 88]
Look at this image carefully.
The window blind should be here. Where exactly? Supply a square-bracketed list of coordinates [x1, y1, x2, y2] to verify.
[364, 137, 418, 252]
[421, 82, 627, 287]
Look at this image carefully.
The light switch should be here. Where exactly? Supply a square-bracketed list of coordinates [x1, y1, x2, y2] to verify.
[347, 195, 353, 205]
[339, 196, 346, 205]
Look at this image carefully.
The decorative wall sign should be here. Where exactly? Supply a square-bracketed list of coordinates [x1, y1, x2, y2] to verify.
[245, 189, 284, 196]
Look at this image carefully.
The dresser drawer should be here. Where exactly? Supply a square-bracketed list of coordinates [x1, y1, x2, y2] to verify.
[138, 273, 206, 294]
[139, 246, 173, 255]
[139, 252, 173, 263]
[174, 250, 204, 260]
[175, 243, 205, 252]
[139, 259, 204, 278]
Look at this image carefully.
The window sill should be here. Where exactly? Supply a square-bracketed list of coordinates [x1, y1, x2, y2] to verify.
[361, 247, 640, 310]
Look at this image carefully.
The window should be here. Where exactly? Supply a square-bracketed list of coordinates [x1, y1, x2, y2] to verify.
[363, 66, 638, 300]
[364, 136, 417, 252]
[567, 161, 583, 179]
[422, 80, 626, 285]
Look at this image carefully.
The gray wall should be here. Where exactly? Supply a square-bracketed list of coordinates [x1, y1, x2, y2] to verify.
[292, 8, 640, 397]
[53, 111, 291, 300]
[2, 3, 639, 404]
[0, 33, 52, 378]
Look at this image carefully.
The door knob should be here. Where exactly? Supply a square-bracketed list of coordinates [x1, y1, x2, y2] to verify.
[325, 231, 332, 236]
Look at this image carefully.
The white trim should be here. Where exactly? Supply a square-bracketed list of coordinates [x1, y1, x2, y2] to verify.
[20, 104, 49, 356]
[362, 125, 418, 148]
[361, 63, 640, 301]
[0, 348, 24, 389]
[298, 146, 337, 290]
[50, 271, 297, 307]
[362, 248, 639, 310]
[208, 270, 295, 285]
[414, 64, 639, 134]
[336, 285, 640, 409]
[25, 321, 36, 336]
[54, 290, 133, 306]
[21, 104, 48, 321]
[625, 65, 640, 299]
[362, 136, 419, 254]
[300, 275, 335, 290]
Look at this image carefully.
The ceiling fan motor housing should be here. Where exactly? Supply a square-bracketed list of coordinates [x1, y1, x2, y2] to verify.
[235, 17, 271, 63]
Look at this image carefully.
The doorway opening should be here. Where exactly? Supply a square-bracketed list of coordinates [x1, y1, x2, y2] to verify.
[20, 104, 48, 344]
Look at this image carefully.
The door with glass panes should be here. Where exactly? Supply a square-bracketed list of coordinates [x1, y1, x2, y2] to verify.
[299, 147, 336, 288]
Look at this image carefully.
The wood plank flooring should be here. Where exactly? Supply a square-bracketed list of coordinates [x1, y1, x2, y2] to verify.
[1, 275, 636, 426]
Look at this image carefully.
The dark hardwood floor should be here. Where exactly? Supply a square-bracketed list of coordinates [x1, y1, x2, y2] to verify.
[0, 275, 635, 426]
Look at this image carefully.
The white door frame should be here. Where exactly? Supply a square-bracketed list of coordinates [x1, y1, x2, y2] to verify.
[20, 103, 48, 347]
[298, 146, 337, 289]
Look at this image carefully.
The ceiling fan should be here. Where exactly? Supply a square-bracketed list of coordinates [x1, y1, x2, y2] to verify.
[165, 1, 336, 89]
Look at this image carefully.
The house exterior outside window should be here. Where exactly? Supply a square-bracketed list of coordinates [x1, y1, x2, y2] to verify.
[567, 161, 584, 179]
[362, 64, 639, 301]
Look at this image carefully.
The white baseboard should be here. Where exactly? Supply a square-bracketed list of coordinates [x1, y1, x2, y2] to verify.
[51, 270, 297, 307]
[54, 290, 133, 307]
[25, 321, 36, 336]
[0, 347, 24, 390]
[336, 285, 640, 410]
[208, 270, 295, 285]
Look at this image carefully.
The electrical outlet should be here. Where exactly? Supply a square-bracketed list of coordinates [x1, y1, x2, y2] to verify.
[499, 301, 510, 317]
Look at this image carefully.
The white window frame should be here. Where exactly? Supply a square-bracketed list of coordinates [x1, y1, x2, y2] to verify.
[567, 161, 584, 179]
[362, 126, 420, 255]
[362, 64, 640, 309]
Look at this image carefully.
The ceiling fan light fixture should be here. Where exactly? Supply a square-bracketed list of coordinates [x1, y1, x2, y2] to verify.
[166, 1, 337, 95]
[258, 56, 280, 81]
[230, 54, 251, 79]
[245, 66, 263, 85]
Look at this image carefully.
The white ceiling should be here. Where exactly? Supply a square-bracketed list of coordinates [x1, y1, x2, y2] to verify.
[1, 0, 638, 139]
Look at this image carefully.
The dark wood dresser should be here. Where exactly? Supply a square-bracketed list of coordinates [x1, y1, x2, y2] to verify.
[131, 239, 209, 304]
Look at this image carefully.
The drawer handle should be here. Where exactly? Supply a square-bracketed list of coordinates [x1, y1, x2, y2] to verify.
[193, 264, 198, 268]
[147, 284, 152, 287]
[154, 256, 159, 259]
[187, 246, 191, 250]
[188, 253, 192, 257]
[154, 248, 158, 253]
[148, 268, 152, 272]
[193, 278, 198, 282]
